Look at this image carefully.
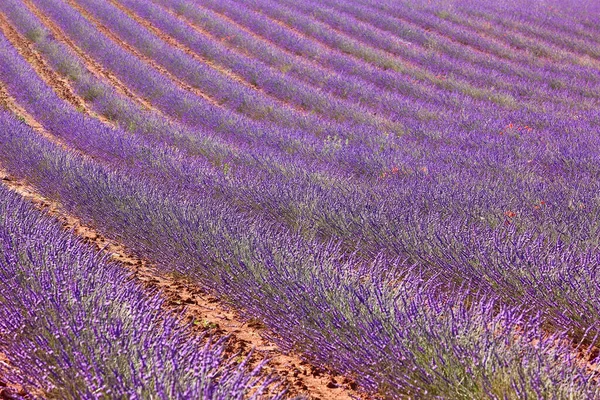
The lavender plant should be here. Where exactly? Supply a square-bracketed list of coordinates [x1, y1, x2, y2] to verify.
[0, 167, 283, 399]
[1, 0, 600, 397]
[0, 101, 599, 398]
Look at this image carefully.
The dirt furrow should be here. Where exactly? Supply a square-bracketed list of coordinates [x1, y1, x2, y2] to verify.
[0, 12, 114, 127]
[0, 352, 35, 400]
[0, 82, 94, 163]
[20, 0, 157, 113]
[63, 0, 229, 110]
[0, 85, 43, 132]
[107, 0, 310, 115]
[0, 169, 363, 400]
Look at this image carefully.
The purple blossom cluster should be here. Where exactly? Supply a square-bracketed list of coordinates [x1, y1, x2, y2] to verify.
[1, 108, 598, 398]
[0, 0, 600, 398]
[0, 166, 283, 399]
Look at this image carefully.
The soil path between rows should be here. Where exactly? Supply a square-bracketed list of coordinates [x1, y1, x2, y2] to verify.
[20, 0, 157, 113]
[0, 81, 98, 165]
[0, 353, 35, 400]
[0, 169, 363, 400]
[0, 12, 113, 127]
[105, 0, 311, 116]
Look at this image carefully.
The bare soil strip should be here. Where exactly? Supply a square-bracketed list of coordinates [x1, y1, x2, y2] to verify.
[0, 83, 94, 163]
[0, 353, 34, 400]
[0, 12, 113, 126]
[0, 167, 363, 400]
[106, 0, 310, 115]
[20, 0, 157, 112]
[0, 85, 43, 132]
[63, 0, 228, 109]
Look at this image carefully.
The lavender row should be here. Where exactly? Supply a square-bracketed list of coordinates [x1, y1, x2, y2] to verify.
[454, 1, 600, 60]
[269, 0, 576, 110]
[72, 0, 400, 135]
[25, 0, 505, 181]
[471, 0, 600, 45]
[146, 0, 455, 126]
[1, 109, 598, 399]
[0, 4, 409, 210]
[4, 0, 598, 397]
[447, 4, 599, 67]
[0, 143, 282, 399]
[226, 0, 521, 108]
[84, 0, 401, 132]
[27, 0, 409, 177]
[153, 0, 595, 127]
[24, 0, 324, 152]
[315, 0, 600, 108]
[4, 9, 600, 341]
[416, 2, 600, 75]
[426, 2, 600, 62]
[0, 0, 284, 173]
[183, 0, 486, 113]
[251, 0, 600, 113]
[0, 29, 229, 194]
[354, 0, 599, 84]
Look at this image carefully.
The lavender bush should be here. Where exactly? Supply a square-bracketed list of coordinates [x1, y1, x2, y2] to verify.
[1, 0, 600, 397]
[0, 166, 283, 399]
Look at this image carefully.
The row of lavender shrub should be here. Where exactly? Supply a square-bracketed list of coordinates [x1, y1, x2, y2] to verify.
[0, 103, 598, 398]
[0, 154, 282, 399]
[3, 6, 600, 346]
[1, 0, 600, 394]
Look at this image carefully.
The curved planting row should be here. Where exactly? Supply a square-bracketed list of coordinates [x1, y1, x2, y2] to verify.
[0, 129, 283, 399]
[5, 8, 600, 344]
[303, 0, 600, 107]
[183, 0, 486, 112]
[0, 107, 598, 399]
[1, 0, 600, 398]
[144, 0, 453, 125]
[4, 0, 600, 346]
[23, 0, 420, 178]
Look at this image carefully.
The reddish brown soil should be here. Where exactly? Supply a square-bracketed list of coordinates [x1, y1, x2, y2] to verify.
[107, 0, 310, 115]
[0, 12, 112, 126]
[0, 351, 40, 399]
[20, 0, 157, 112]
[0, 378, 29, 400]
[0, 167, 365, 399]
[0, 85, 43, 132]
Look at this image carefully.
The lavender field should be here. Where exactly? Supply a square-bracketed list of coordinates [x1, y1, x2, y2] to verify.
[0, 0, 599, 398]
